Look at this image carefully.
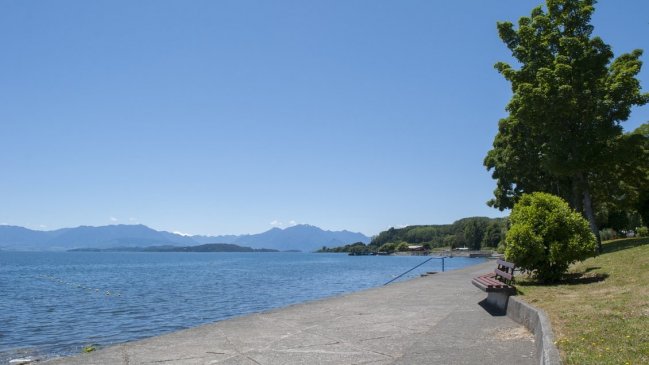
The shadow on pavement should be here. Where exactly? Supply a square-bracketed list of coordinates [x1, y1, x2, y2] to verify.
[478, 298, 506, 316]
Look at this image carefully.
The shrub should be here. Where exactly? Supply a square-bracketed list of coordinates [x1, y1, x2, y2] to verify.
[505, 192, 597, 282]
[396, 242, 410, 252]
[637, 226, 649, 238]
[378, 242, 397, 253]
[599, 228, 618, 241]
[349, 244, 370, 255]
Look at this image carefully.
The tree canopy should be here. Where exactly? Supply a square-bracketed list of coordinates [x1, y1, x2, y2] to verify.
[368, 217, 506, 251]
[319, 217, 507, 254]
[484, 0, 649, 250]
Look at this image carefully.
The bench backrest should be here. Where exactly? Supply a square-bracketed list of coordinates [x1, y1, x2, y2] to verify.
[494, 259, 516, 284]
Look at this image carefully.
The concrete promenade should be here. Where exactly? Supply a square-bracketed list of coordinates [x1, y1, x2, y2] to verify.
[45, 261, 536, 365]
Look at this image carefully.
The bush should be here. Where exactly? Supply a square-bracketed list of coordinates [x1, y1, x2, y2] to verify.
[396, 242, 410, 252]
[505, 192, 597, 283]
[637, 226, 649, 238]
[349, 244, 370, 255]
[599, 228, 618, 241]
[378, 242, 397, 252]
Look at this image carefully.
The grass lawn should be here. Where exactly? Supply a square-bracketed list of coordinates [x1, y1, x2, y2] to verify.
[516, 237, 649, 365]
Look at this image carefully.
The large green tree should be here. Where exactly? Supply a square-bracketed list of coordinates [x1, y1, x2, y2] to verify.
[484, 0, 649, 251]
[591, 123, 649, 230]
[631, 123, 649, 228]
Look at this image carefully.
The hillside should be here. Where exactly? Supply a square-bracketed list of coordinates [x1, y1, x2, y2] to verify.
[368, 217, 507, 250]
[0, 224, 196, 251]
[233, 224, 370, 252]
[0, 224, 370, 252]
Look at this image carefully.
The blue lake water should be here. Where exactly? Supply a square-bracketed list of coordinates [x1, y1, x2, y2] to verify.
[0, 252, 485, 362]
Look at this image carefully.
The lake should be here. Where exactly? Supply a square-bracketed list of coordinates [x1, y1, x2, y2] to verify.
[0, 252, 485, 362]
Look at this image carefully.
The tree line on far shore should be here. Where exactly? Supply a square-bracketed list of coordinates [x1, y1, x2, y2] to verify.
[318, 217, 507, 254]
[318, 212, 649, 255]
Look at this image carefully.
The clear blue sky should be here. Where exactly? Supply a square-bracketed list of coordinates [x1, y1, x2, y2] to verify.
[1, 0, 648, 237]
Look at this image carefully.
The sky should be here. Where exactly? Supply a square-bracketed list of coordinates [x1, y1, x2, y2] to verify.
[1, 0, 648, 237]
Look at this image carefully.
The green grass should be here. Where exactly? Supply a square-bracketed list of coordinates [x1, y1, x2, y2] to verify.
[516, 237, 649, 365]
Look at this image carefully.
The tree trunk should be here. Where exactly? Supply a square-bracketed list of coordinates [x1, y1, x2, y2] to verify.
[578, 174, 602, 253]
[571, 179, 582, 211]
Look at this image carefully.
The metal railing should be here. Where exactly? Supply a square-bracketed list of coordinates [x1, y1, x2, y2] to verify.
[384, 256, 449, 285]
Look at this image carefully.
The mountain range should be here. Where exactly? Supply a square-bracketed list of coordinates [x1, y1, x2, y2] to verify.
[0, 224, 370, 252]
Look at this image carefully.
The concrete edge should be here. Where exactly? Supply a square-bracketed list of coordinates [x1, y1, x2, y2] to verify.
[506, 296, 562, 365]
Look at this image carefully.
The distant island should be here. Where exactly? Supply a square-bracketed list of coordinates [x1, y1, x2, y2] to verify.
[69, 243, 279, 253]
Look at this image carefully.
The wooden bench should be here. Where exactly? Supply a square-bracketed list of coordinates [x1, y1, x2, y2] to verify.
[472, 259, 516, 311]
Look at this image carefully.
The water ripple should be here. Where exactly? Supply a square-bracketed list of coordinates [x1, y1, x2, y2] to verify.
[0, 252, 484, 363]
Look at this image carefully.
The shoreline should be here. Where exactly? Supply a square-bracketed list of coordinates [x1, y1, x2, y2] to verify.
[40, 261, 536, 365]
[4, 255, 489, 364]
[389, 249, 500, 258]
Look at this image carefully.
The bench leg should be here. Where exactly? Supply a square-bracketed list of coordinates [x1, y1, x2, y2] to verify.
[486, 292, 511, 312]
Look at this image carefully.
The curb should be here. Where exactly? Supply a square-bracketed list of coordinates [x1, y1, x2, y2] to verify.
[506, 296, 562, 365]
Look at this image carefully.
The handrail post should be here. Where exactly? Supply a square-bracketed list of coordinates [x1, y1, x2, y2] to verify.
[383, 255, 451, 285]
[383, 257, 433, 285]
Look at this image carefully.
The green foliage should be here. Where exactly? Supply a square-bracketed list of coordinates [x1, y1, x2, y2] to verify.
[482, 221, 504, 247]
[323, 218, 507, 253]
[637, 226, 649, 238]
[591, 126, 649, 233]
[638, 195, 649, 229]
[369, 217, 505, 251]
[463, 219, 486, 250]
[396, 242, 410, 252]
[598, 210, 642, 232]
[599, 228, 618, 242]
[505, 192, 597, 282]
[378, 242, 398, 253]
[372, 226, 451, 248]
[317, 242, 371, 253]
[348, 244, 369, 255]
[631, 123, 649, 229]
[484, 0, 649, 249]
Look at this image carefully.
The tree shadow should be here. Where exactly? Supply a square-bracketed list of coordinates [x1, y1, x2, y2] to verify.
[517, 268, 608, 287]
[583, 266, 601, 273]
[561, 271, 609, 285]
[602, 238, 649, 254]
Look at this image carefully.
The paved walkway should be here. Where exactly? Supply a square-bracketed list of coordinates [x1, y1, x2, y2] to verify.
[45, 261, 536, 365]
